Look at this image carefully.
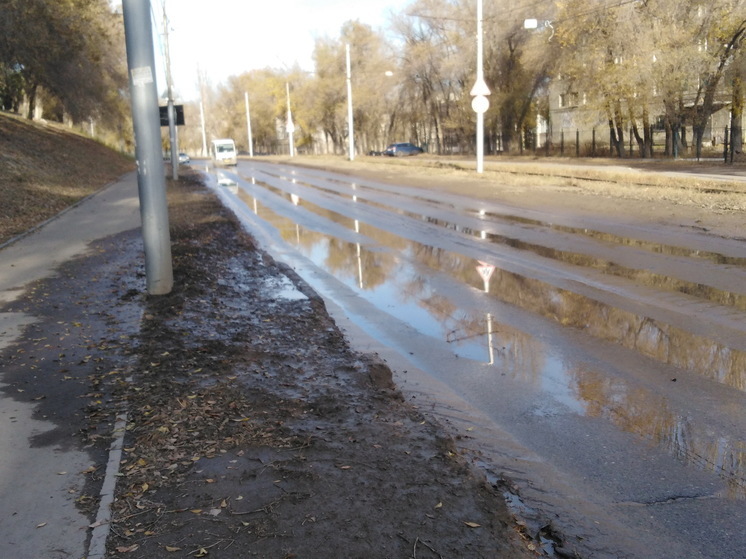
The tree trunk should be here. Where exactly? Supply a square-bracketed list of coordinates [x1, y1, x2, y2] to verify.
[631, 123, 644, 157]
[641, 107, 653, 158]
[693, 27, 745, 159]
[732, 75, 744, 155]
[614, 102, 626, 158]
[663, 99, 685, 158]
[25, 83, 38, 120]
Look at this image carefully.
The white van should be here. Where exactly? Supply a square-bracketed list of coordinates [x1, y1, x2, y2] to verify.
[211, 138, 237, 166]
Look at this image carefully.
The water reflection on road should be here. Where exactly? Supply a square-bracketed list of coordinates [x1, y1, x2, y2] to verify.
[224, 178, 746, 497]
[237, 180, 746, 391]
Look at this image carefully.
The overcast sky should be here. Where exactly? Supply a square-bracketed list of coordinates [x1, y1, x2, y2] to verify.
[150, 0, 410, 101]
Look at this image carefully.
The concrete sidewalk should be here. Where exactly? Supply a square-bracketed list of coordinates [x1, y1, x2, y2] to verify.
[0, 173, 141, 559]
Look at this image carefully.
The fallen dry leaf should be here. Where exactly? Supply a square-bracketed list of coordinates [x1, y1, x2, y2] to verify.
[464, 521, 481, 528]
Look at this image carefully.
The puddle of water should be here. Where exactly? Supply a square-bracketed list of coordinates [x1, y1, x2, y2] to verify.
[572, 364, 746, 497]
[263, 274, 308, 301]
[252, 168, 746, 311]
[236, 179, 746, 392]
[220, 170, 746, 496]
[266, 165, 746, 268]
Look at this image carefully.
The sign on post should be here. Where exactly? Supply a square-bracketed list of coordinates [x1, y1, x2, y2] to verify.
[159, 104, 184, 126]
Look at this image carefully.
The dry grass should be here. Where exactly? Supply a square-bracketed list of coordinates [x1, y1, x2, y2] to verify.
[0, 112, 134, 245]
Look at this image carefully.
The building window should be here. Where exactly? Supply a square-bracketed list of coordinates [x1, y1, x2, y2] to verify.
[559, 92, 579, 108]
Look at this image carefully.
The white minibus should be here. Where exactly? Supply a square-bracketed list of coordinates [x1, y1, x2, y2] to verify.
[211, 138, 237, 166]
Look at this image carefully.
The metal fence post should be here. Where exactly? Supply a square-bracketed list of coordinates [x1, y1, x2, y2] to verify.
[592, 128, 596, 157]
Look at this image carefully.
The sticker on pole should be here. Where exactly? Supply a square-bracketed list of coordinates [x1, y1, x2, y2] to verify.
[131, 66, 153, 87]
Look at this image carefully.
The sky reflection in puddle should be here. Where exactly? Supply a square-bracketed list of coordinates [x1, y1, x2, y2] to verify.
[226, 174, 746, 497]
[261, 168, 746, 311]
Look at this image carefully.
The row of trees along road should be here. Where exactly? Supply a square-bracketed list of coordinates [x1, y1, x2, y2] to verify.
[1, 0, 744, 159]
[0, 0, 131, 148]
[192, 0, 746, 159]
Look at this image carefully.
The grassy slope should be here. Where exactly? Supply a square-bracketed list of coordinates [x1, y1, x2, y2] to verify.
[0, 113, 134, 245]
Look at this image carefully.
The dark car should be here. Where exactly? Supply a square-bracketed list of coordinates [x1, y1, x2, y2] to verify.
[383, 142, 424, 157]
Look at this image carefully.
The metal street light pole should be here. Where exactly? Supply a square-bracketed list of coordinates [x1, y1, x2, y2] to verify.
[286, 82, 295, 157]
[245, 92, 254, 157]
[346, 44, 355, 161]
[122, 0, 173, 295]
[470, 0, 491, 174]
[162, 0, 178, 179]
[199, 100, 207, 157]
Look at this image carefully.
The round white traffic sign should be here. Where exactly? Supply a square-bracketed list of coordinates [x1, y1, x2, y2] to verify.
[472, 95, 489, 114]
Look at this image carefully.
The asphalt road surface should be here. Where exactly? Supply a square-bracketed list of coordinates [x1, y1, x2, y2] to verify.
[206, 160, 746, 559]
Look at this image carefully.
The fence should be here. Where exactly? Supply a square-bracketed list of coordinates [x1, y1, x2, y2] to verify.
[519, 126, 742, 162]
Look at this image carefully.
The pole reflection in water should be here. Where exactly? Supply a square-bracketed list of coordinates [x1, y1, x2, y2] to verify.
[477, 260, 496, 365]
[227, 176, 746, 497]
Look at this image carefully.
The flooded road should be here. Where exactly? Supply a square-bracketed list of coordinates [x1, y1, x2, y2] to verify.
[206, 161, 746, 559]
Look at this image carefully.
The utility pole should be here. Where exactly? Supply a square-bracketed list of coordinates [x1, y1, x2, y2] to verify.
[122, 0, 173, 295]
[162, 0, 178, 179]
[245, 92, 254, 157]
[470, 0, 491, 174]
[286, 83, 295, 157]
[199, 100, 208, 157]
[346, 44, 355, 161]
[197, 67, 208, 157]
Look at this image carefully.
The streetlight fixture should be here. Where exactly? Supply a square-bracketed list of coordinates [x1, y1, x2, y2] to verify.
[470, 0, 491, 174]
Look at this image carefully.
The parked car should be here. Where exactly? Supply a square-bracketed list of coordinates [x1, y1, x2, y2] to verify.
[383, 142, 424, 156]
[178, 152, 191, 164]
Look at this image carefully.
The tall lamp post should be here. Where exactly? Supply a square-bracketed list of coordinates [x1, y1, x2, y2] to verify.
[162, 0, 178, 179]
[346, 44, 355, 161]
[122, 0, 173, 295]
[286, 82, 295, 157]
[244, 92, 254, 157]
[470, 0, 491, 174]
